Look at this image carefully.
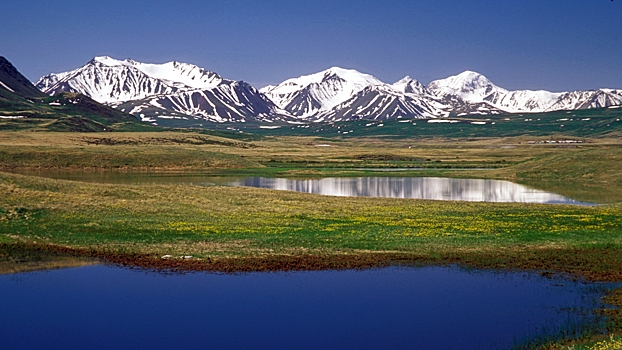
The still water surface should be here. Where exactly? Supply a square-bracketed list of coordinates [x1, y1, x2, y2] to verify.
[229, 177, 590, 204]
[15, 170, 591, 205]
[0, 265, 615, 349]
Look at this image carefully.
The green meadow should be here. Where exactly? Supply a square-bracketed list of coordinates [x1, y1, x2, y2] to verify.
[1, 123, 622, 348]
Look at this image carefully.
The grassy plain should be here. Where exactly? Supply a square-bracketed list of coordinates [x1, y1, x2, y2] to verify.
[0, 129, 622, 348]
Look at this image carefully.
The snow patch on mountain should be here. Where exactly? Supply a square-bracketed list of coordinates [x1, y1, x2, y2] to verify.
[0, 79, 15, 93]
[113, 80, 291, 124]
[315, 84, 449, 122]
[485, 90, 563, 113]
[546, 89, 622, 111]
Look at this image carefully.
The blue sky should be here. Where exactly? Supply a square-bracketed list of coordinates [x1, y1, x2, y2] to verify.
[2, 0, 621, 91]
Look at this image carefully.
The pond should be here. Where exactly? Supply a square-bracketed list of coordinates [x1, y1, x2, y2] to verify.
[226, 176, 592, 205]
[0, 263, 616, 349]
[11, 170, 592, 205]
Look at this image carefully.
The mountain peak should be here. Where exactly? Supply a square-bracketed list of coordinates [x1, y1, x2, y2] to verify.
[321, 67, 383, 86]
[427, 70, 504, 103]
[458, 70, 482, 76]
[267, 66, 383, 90]
[325, 66, 350, 73]
[449, 70, 493, 88]
[392, 76, 426, 95]
[259, 67, 384, 116]
[426, 70, 573, 113]
[91, 56, 130, 66]
[395, 76, 413, 83]
[324, 66, 360, 76]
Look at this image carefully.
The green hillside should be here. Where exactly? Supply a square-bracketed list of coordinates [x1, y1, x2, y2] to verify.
[193, 107, 622, 139]
[0, 56, 149, 132]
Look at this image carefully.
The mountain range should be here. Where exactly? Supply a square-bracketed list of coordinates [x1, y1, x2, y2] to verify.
[34, 56, 622, 125]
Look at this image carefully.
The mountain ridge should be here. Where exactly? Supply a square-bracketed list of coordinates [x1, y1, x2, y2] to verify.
[35, 56, 622, 125]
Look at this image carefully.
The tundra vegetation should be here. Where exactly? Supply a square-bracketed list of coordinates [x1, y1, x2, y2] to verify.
[0, 124, 621, 348]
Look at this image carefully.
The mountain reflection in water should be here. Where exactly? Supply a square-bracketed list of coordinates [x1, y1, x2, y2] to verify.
[229, 177, 589, 205]
[9, 170, 592, 205]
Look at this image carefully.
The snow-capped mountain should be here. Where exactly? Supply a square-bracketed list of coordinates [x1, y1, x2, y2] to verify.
[36, 56, 223, 103]
[259, 67, 384, 117]
[34, 58, 622, 125]
[262, 68, 510, 120]
[428, 71, 502, 102]
[36, 56, 289, 124]
[427, 71, 564, 113]
[486, 90, 563, 113]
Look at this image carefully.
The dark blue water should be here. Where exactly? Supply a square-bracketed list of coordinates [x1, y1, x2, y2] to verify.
[0, 265, 614, 349]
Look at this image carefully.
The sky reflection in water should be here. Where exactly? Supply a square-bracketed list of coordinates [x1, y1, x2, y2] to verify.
[0, 265, 613, 349]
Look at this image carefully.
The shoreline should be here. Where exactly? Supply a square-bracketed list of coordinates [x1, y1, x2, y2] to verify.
[5, 241, 621, 282]
[6, 241, 622, 348]
[4, 242, 621, 349]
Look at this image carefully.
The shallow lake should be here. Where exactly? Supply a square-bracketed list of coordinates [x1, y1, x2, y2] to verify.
[0, 264, 616, 349]
[13, 170, 592, 205]
[227, 176, 592, 204]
